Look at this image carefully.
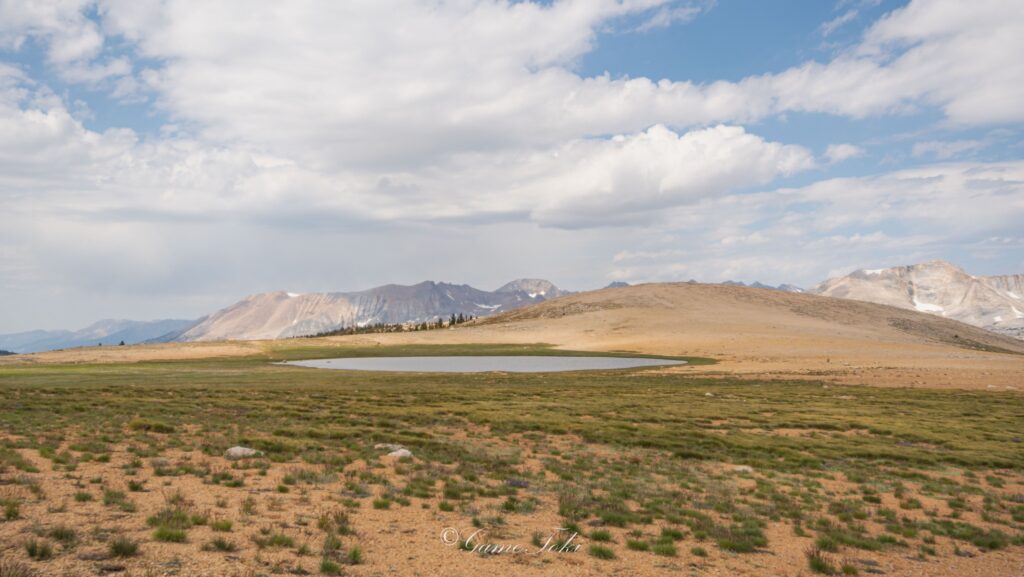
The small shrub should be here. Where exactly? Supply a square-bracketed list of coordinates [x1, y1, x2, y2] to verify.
[128, 418, 174, 433]
[203, 537, 237, 552]
[588, 544, 615, 560]
[589, 529, 612, 542]
[109, 537, 139, 557]
[153, 526, 187, 542]
[691, 546, 708, 557]
[661, 527, 685, 541]
[240, 497, 256, 515]
[73, 491, 92, 502]
[652, 542, 677, 556]
[372, 498, 391, 510]
[3, 500, 20, 520]
[626, 540, 649, 551]
[806, 547, 837, 575]
[103, 489, 127, 506]
[265, 533, 294, 548]
[320, 558, 342, 575]
[47, 525, 76, 547]
[147, 507, 191, 530]
[347, 546, 363, 564]
[816, 535, 839, 552]
[211, 519, 233, 532]
[24, 539, 53, 560]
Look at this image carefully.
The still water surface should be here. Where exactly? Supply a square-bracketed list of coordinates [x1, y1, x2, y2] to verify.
[285, 355, 687, 373]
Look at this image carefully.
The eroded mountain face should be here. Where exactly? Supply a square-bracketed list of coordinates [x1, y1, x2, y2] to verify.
[813, 261, 1024, 339]
[177, 279, 570, 341]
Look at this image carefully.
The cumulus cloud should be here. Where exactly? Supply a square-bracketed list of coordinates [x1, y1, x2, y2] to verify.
[825, 143, 865, 164]
[92, 0, 1024, 168]
[524, 125, 814, 227]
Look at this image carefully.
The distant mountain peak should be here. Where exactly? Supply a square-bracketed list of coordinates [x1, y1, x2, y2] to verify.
[815, 261, 1024, 340]
[0, 318, 195, 354]
[720, 280, 804, 293]
[495, 279, 567, 298]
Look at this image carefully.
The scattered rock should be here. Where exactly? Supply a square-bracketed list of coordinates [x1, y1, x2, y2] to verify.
[374, 443, 406, 451]
[225, 446, 262, 460]
[505, 479, 530, 488]
[386, 448, 413, 459]
[95, 564, 127, 574]
[704, 392, 715, 397]
[732, 465, 754, 474]
[955, 548, 976, 558]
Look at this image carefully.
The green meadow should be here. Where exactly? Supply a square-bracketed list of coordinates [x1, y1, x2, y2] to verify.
[1, 343, 1022, 575]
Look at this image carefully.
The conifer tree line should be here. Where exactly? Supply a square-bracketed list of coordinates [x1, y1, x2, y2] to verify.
[309, 313, 474, 338]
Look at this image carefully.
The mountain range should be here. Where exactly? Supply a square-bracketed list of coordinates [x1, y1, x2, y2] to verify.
[0, 279, 572, 353]
[171, 279, 571, 342]
[720, 280, 804, 293]
[4, 262, 1023, 354]
[0, 319, 194, 354]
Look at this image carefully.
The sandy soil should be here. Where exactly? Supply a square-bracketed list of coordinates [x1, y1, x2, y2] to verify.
[1, 432, 1022, 577]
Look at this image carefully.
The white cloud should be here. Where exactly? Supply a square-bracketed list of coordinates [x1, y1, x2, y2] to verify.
[820, 9, 859, 37]
[1, 0, 1024, 330]
[912, 139, 985, 159]
[825, 143, 865, 164]
[9, 0, 1023, 174]
[608, 161, 1024, 286]
[636, 1, 713, 32]
[523, 125, 814, 227]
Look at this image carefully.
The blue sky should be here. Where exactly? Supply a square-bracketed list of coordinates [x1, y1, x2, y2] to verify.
[1, 0, 1023, 332]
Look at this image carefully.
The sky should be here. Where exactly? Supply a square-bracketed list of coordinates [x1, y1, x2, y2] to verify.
[1, 0, 1024, 333]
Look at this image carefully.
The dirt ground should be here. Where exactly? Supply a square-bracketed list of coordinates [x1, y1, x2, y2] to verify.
[1, 429, 1022, 577]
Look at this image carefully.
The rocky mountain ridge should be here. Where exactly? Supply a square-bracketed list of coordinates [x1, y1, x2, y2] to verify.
[813, 261, 1024, 339]
[173, 279, 571, 342]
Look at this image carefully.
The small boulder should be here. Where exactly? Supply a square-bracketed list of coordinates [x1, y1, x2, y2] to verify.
[732, 465, 754, 474]
[386, 448, 413, 459]
[224, 446, 261, 460]
[374, 443, 406, 452]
